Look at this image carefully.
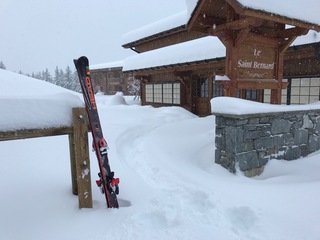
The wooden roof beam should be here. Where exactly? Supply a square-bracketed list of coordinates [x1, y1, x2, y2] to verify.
[209, 17, 263, 35]
[272, 27, 309, 39]
[195, 14, 225, 30]
[279, 35, 301, 54]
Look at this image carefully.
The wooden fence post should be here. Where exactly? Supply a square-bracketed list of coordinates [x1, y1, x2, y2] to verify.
[70, 107, 93, 208]
[69, 132, 78, 195]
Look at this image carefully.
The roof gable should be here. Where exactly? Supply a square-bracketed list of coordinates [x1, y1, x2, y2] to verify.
[123, 0, 320, 51]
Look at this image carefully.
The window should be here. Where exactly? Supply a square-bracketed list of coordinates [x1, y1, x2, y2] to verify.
[198, 78, 209, 97]
[290, 78, 320, 104]
[154, 84, 162, 103]
[263, 80, 288, 104]
[145, 82, 180, 104]
[145, 84, 153, 102]
[212, 79, 224, 98]
[163, 83, 173, 104]
[246, 89, 257, 100]
[173, 83, 180, 104]
[263, 78, 320, 105]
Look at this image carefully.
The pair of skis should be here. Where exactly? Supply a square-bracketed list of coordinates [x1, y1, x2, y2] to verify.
[74, 56, 119, 208]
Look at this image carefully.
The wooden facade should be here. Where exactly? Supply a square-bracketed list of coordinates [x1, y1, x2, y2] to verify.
[90, 66, 132, 95]
[121, 0, 320, 116]
[122, 44, 320, 116]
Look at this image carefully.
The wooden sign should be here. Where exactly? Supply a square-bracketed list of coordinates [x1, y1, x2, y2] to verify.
[237, 43, 277, 80]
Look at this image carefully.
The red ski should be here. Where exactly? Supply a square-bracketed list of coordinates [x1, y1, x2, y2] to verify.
[74, 56, 119, 208]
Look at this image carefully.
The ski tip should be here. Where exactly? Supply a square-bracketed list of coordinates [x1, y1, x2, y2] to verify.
[75, 56, 88, 62]
[74, 56, 89, 69]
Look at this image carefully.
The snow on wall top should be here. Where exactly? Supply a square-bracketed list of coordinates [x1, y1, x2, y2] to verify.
[0, 69, 83, 131]
[237, 0, 320, 26]
[122, 36, 225, 72]
[211, 96, 320, 115]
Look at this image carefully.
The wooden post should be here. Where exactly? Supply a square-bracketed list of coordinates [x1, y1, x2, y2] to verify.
[71, 107, 93, 208]
[69, 133, 78, 195]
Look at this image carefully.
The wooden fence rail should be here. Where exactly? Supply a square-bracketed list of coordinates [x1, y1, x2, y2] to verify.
[0, 107, 92, 208]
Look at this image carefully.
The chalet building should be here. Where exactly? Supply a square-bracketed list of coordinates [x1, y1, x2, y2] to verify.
[119, 0, 320, 116]
[90, 61, 132, 95]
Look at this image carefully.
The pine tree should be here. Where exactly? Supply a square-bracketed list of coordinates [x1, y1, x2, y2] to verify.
[54, 67, 65, 87]
[42, 68, 53, 83]
[0, 61, 6, 69]
[64, 66, 73, 90]
[72, 69, 81, 92]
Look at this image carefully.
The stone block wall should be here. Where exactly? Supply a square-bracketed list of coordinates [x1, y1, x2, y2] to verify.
[214, 110, 320, 177]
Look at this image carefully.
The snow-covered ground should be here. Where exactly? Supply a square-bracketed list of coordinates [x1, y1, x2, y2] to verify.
[1, 70, 320, 240]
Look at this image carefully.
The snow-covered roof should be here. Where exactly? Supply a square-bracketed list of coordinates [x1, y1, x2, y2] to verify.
[122, 0, 320, 47]
[122, 36, 225, 72]
[237, 0, 320, 27]
[90, 60, 124, 70]
[292, 30, 320, 46]
[121, 10, 189, 46]
[122, 31, 320, 72]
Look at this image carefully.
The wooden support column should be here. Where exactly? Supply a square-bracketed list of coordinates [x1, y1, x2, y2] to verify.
[70, 107, 92, 208]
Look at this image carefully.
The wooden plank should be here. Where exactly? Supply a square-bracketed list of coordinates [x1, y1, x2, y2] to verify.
[237, 80, 287, 89]
[0, 127, 73, 142]
[72, 108, 92, 209]
[69, 133, 78, 195]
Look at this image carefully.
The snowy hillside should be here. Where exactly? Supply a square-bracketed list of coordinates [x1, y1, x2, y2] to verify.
[0, 70, 320, 240]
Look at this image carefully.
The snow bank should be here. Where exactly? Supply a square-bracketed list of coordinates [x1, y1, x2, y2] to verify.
[96, 92, 128, 106]
[211, 96, 320, 115]
[0, 69, 83, 131]
[1, 93, 320, 240]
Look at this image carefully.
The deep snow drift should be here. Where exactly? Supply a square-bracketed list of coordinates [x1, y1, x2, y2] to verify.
[0, 70, 320, 240]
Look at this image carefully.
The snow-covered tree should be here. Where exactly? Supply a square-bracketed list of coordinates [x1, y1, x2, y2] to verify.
[0, 61, 6, 69]
[42, 68, 53, 83]
[127, 78, 141, 100]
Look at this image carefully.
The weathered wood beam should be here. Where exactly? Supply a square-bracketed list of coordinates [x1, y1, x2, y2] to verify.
[234, 27, 251, 48]
[263, 27, 309, 39]
[72, 107, 92, 209]
[237, 80, 288, 89]
[279, 35, 300, 54]
[195, 15, 225, 30]
[210, 17, 263, 35]
[0, 127, 73, 142]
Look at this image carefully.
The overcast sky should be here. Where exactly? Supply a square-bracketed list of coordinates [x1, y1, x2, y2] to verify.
[0, 0, 186, 74]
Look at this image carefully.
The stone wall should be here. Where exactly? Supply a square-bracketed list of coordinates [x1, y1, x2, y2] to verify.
[214, 110, 320, 177]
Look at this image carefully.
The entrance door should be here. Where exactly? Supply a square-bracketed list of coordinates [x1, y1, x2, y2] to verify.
[195, 77, 212, 116]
